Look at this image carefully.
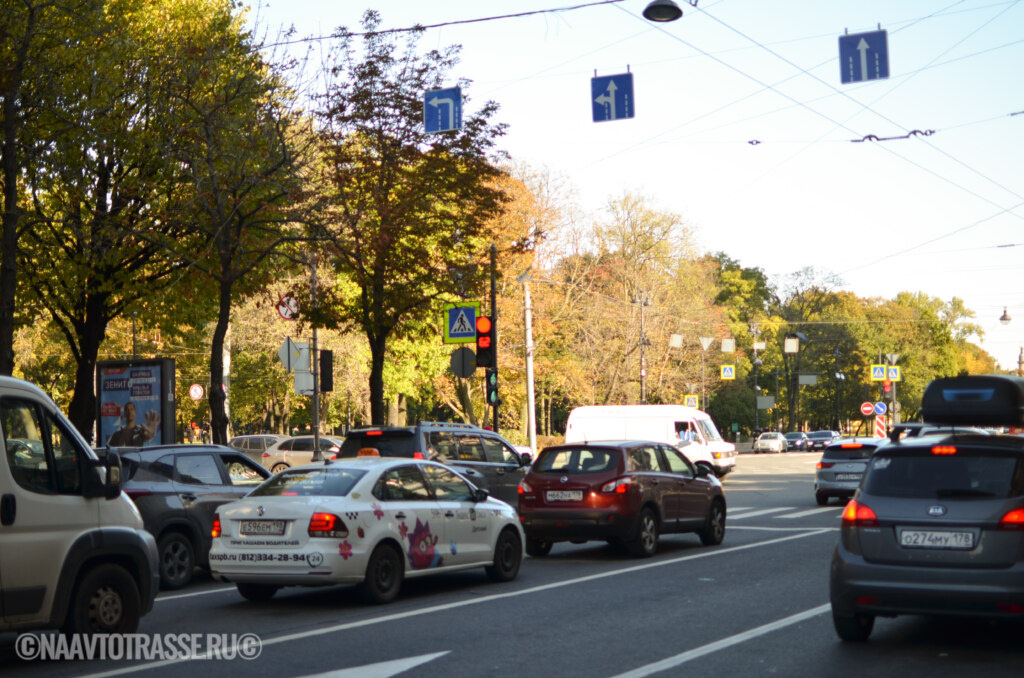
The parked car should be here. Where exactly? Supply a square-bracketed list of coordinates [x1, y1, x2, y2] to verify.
[563, 404, 737, 477]
[261, 435, 344, 473]
[830, 374, 1024, 642]
[807, 430, 840, 451]
[121, 445, 270, 589]
[0, 375, 158, 634]
[335, 422, 529, 507]
[517, 440, 726, 558]
[209, 457, 524, 603]
[229, 434, 290, 464]
[784, 432, 809, 451]
[753, 432, 787, 453]
[814, 438, 881, 505]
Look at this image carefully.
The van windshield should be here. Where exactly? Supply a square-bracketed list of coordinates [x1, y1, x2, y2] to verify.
[696, 419, 723, 442]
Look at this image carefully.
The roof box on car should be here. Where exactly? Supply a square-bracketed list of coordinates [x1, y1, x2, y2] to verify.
[920, 375, 1024, 427]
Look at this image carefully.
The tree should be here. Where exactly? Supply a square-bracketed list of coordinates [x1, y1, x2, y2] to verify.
[314, 11, 509, 425]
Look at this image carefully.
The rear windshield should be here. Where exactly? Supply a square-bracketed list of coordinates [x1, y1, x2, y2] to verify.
[250, 467, 366, 497]
[864, 452, 1024, 499]
[533, 447, 620, 474]
[823, 445, 877, 461]
[338, 432, 415, 458]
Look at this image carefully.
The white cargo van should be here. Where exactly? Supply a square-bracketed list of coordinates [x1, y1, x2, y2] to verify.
[0, 375, 159, 634]
[563, 404, 736, 477]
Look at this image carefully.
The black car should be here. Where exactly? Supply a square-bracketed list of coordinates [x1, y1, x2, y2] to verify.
[335, 422, 529, 507]
[121, 445, 270, 589]
[784, 432, 809, 451]
[806, 430, 839, 451]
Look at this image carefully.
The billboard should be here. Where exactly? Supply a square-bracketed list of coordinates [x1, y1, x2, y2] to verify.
[96, 359, 176, 447]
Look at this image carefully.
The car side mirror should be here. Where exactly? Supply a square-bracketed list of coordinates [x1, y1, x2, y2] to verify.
[519, 452, 532, 466]
[474, 488, 490, 502]
[695, 464, 710, 478]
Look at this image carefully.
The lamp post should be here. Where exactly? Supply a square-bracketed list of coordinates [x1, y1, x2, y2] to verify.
[633, 295, 652, 403]
[885, 352, 900, 426]
[784, 332, 807, 430]
[833, 348, 845, 431]
[518, 269, 537, 456]
[749, 323, 762, 434]
[699, 336, 713, 410]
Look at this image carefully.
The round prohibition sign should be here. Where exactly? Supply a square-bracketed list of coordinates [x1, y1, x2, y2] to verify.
[277, 294, 299, 320]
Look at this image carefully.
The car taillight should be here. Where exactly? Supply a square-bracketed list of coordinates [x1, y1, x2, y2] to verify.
[211, 514, 221, 538]
[932, 445, 957, 455]
[840, 443, 863, 449]
[308, 513, 348, 538]
[518, 480, 533, 494]
[601, 477, 632, 494]
[841, 500, 878, 527]
[262, 452, 270, 458]
[413, 451, 425, 459]
[999, 508, 1024, 529]
[817, 462, 833, 469]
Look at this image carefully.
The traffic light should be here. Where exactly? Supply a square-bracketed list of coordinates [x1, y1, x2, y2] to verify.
[319, 350, 333, 392]
[485, 368, 499, 405]
[475, 315, 494, 368]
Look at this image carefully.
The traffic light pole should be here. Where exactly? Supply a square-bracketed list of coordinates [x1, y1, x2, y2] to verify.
[490, 244, 498, 434]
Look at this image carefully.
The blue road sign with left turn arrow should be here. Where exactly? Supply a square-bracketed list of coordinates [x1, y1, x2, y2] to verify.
[592, 73, 634, 122]
[424, 87, 462, 133]
[839, 30, 889, 84]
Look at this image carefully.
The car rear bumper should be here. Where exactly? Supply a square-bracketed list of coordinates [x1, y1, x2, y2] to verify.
[814, 478, 861, 496]
[519, 509, 636, 542]
[831, 545, 1024, 619]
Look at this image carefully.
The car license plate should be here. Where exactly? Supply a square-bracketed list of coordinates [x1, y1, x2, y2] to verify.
[240, 520, 286, 536]
[899, 529, 974, 550]
[835, 473, 861, 481]
[545, 490, 583, 502]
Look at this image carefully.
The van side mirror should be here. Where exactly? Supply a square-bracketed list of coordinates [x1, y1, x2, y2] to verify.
[84, 449, 123, 499]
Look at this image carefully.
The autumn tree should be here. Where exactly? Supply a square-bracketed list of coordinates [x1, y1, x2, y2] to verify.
[314, 10, 509, 425]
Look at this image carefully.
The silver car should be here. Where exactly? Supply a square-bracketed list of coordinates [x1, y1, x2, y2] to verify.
[260, 435, 344, 473]
[814, 438, 880, 505]
[830, 374, 1024, 642]
[753, 432, 786, 453]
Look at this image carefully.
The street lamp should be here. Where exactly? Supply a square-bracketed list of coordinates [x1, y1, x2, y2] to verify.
[885, 352, 900, 426]
[833, 348, 845, 431]
[633, 295, 652, 403]
[784, 332, 808, 430]
[699, 336, 713, 409]
[750, 323, 761, 433]
[642, 0, 683, 22]
[1000, 307, 1012, 325]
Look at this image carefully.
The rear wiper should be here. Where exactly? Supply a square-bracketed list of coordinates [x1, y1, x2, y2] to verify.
[935, 488, 996, 498]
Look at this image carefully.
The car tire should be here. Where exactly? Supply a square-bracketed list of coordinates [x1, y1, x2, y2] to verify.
[271, 463, 289, 473]
[158, 531, 196, 590]
[485, 528, 522, 582]
[526, 538, 553, 557]
[62, 564, 142, 634]
[698, 498, 726, 546]
[815, 492, 829, 506]
[236, 583, 279, 602]
[628, 508, 658, 558]
[832, 607, 874, 642]
[360, 543, 404, 604]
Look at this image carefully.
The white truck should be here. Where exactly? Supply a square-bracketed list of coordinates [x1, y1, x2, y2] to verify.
[563, 404, 737, 477]
[0, 375, 159, 634]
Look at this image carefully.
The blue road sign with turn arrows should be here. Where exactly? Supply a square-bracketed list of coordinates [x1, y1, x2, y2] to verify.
[424, 87, 462, 133]
[839, 30, 889, 84]
[591, 73, 634, 122]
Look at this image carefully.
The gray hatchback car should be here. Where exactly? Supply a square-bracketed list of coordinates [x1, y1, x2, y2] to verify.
[830, 375, 1024, 642]
[814, 438, 881, 505]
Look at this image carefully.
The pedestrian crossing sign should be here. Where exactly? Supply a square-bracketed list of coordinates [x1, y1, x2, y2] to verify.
[684, 394, 699, 408]
[870, 364, 886, 381]
[720, 365, 735, 380]
[887, 365, 901, 381]
[442, 302, 480, 344]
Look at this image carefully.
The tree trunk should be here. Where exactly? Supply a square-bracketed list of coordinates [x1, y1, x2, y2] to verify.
[66, 294, 110, 442]
[207, 277, 232, 444]
[369, 334, 387, 425]
[0, 90, 22, 376]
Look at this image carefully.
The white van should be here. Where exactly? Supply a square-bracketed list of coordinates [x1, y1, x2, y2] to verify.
[563, 404, 737, 477]
[0, 375, 159, 634]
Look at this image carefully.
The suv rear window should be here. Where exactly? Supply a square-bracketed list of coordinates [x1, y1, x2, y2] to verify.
[250, 467, 366, 497]
[338, 431, 416, 458]
[822, 445, 877, 461]
[863, 451, 1024, 499]
[533, 447, 619, 474]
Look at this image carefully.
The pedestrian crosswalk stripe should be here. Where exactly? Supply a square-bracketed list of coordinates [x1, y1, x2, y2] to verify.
[728, 507, 794, 519]
[776, 507, 841, 519]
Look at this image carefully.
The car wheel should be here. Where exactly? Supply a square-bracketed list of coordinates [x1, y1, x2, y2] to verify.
[271, 463, 289, 473]
[815, 492, 829, 506]
[158, 532, 195, 590]
[62, 564, 141, 634]
[832, 606, 874, 642]
[236, 583, 279, 602]
[628, 508, 658, 558]
[485, 528, 522, 582]
[526, 538, 553, 557]
[360, 543, 404, 604]
[698, 499, 726, 546]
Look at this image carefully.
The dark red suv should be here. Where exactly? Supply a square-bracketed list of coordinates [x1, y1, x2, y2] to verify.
[517, 440, 726, 558]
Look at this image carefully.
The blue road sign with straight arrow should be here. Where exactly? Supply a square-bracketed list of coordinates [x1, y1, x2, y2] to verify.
[839, 30, 889, 84]
[591, 73, 634, 122]
[424, 87, 462, 133]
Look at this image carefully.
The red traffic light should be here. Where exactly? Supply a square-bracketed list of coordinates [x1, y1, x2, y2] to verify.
[476, 315, 495, 368]
[476, 316, 492, 334]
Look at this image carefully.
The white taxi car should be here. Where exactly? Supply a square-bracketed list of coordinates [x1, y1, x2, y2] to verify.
[209, 457, 524, 604]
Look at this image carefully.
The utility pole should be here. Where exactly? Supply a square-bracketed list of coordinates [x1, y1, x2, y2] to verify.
[634, 294, 652, 403]
[490, 244, 498, 434]
[519, 270, 537, 456]
[311, 251, 322, 462]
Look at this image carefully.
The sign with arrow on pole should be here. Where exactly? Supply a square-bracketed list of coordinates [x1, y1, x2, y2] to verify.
[839, 30, 889, 84]
[424, 87, 462, 133]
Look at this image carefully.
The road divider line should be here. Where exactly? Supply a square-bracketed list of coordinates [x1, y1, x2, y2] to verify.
[78, 528, 832, 678]
[728, 507, 794, 519]
[610, 603, 831, 678]
[777, 506, 842, 519]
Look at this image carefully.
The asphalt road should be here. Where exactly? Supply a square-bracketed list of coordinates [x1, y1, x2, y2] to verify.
[4, 453, 1023, 677]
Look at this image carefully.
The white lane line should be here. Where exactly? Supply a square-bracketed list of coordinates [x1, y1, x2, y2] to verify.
[77, 528, 832, 678]
[610, 603, 831, 678]
[729, 507, 794, 519]
[730, 525, 838, 532]
[295, 652, 449, 678]
[155, 586, 236, 602]
[776, 507, 842, 519]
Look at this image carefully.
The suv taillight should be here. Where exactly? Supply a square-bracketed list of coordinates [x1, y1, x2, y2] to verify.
[212, 514, 221, 538]
[308, 513, 348, 538]
[841, 500, 878, 527]
[518, 480, 533, 494]
[999, 508, 1024, 529]
[601, 477, 633, 494]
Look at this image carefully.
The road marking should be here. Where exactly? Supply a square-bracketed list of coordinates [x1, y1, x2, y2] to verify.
[729, 507, 794, 519]
[294, 652, 449, 678]
[77, 528, 832, 677]
[731, 525, 838, 532]
[611, 603, 832, 677]
[777, 507, 842, 519]
[155, 586, 235, 602]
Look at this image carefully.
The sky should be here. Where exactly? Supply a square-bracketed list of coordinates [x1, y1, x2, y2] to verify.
[244, 0, 1024, 372]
